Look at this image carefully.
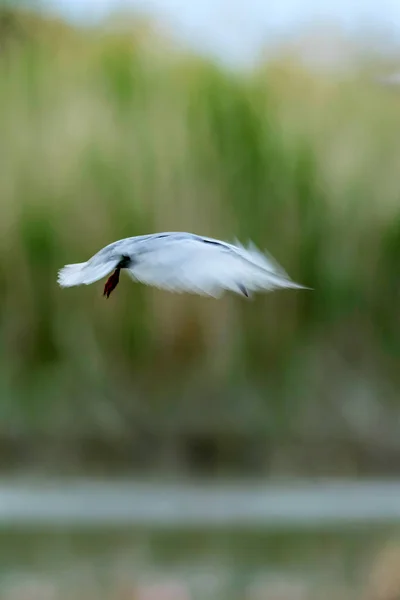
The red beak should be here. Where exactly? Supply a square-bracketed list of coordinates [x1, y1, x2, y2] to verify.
[103, 268, 120, 298]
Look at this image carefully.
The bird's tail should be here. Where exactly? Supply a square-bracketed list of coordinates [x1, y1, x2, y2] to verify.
[235, 240, 311, 292]
[57, 260, 117, 287]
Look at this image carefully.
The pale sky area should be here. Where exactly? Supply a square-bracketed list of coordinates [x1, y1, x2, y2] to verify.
[44, 0, 400, 68]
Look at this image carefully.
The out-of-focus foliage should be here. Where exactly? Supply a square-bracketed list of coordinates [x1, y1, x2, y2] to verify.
[1, 6, 400, 474]
[3, 527, 400, 600]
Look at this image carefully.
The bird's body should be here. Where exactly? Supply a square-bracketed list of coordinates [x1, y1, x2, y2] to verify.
[58, 231, 308, 299]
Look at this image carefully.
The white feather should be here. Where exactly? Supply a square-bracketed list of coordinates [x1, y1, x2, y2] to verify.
[57, 260, 118, 287]
[57, 232, 309, 298]
[128, 238, 306, 297]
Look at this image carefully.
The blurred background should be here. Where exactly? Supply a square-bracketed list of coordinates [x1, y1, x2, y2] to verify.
[1, 0, 400, 598]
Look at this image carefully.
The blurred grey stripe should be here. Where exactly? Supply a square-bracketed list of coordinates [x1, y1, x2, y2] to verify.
[0, 479, 398, 529]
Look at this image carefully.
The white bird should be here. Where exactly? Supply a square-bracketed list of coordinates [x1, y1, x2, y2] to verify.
[57, 232, 309, 299]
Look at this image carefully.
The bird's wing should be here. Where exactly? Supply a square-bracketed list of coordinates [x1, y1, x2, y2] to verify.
[127, 238, 305, 298]
[58, 258, 120, 287]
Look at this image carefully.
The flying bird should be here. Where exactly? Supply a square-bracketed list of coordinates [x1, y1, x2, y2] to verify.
[57, 232, 309, 299]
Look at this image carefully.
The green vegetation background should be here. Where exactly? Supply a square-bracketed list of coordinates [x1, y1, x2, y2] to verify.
[1, 6, 400, 474]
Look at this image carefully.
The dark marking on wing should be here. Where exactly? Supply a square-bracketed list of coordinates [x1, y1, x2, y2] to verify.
[201, 239, 227, 248]
[238, 283, 249, 297]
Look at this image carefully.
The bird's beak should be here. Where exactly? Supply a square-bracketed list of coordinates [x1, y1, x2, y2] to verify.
[103, 268, 120, 298]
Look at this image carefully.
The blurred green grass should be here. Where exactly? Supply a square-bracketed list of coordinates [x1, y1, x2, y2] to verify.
[0, 7, 400, 472]
[1, 525, 398, 600]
